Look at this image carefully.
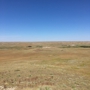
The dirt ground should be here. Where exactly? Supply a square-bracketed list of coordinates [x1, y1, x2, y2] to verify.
[0, 42, 90, 90]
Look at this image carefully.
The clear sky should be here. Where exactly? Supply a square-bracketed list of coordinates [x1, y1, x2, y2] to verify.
[0, 0, 90, 42]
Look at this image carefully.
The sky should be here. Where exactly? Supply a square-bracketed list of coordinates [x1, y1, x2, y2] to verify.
[0, 0, 90, 42]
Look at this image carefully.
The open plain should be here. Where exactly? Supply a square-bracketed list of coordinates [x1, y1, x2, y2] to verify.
[0, 42, 90, 90]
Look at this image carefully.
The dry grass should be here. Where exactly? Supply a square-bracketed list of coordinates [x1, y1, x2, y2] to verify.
[0, 42, 90, 90]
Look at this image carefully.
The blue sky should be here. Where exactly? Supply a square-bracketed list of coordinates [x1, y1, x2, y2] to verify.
[0, 0, 90, 42]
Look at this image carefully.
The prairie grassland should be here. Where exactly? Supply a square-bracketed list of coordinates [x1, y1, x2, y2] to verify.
[0, 42, 90, 90]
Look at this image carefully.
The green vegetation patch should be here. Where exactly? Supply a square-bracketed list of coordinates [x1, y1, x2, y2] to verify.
[0, 46, 23, 50]
[79, 45, 90, 48]
[36, 45, 43, 48]
[60, 45, 90, 48]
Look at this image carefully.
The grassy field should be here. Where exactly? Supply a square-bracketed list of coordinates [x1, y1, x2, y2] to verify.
[0, 42, 90, 90]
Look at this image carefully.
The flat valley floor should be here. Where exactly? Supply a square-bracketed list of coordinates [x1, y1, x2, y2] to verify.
[0, 42, 90, 90]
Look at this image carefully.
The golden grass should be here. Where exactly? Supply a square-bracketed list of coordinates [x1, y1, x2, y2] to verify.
[0, 42, 90, 90]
